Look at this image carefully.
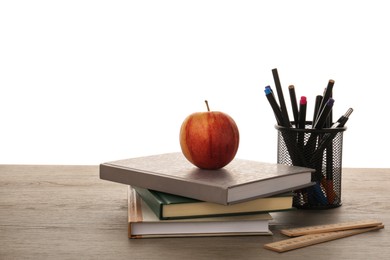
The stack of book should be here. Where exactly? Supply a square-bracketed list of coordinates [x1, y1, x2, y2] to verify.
[100, 152, 315, 239]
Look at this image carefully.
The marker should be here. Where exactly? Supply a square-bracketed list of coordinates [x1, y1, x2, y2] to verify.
[272, 68, 291, 127]
[288, 85, 299, 128]
[297, 96, 307, 151]
[313, 98, 335, 129]
[298, 96, 307, 129]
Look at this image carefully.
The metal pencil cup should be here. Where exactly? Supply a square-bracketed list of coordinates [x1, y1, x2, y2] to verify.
[275, 122, 346, 209]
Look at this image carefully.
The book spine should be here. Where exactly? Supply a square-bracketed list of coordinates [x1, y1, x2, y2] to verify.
[128, 186, 143, 238]
[132, 186, 164, 220]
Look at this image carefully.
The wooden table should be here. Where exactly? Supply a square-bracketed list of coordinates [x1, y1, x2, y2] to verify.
[1, 165, 389, 259]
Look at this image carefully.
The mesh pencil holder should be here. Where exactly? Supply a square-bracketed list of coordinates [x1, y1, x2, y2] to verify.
[275, 122, 347, 209]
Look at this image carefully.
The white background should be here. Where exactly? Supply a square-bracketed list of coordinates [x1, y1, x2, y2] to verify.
[1, 1, 389, 167]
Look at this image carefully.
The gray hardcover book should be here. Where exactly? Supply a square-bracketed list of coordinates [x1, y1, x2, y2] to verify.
[100, 152, 315, 205]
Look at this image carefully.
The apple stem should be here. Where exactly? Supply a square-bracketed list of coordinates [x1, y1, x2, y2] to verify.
[205, 100, 210, 112]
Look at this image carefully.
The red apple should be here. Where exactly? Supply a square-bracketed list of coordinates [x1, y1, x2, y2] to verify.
[179, 100, 240, 170]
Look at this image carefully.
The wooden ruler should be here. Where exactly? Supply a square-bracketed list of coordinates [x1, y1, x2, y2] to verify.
[281, 219, 383, 237]
[264, 220, 384, 253]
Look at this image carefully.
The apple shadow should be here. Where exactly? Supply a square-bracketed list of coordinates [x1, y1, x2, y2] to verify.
[187, 167, 235, 182]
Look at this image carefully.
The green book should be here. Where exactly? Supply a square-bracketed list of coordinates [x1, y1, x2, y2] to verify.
[133, 186, 295, 220]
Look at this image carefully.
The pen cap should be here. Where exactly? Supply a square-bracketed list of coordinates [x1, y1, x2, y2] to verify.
[275, 121, 346, 209]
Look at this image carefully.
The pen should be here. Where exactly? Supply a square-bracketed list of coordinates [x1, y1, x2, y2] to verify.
[316, 80, 335, 123]
[265, 86, 276, 102]
[312, 95, 323, 128]
[316, 108, 353, 205]
[265, 87, 307, 166]
[324, 146, 336, 204]
[272, 68, 291, 127]
[324, 92, 333, 204]
[328, 89, 333, 125]
[313, 98, 335, 129]
[304, 95, 323, 155]
[309, 183, 329, 206]
[264, 87, 284, 126]
[305, 98, 335, 166]
[310, 108, 354, 163]
[288, 85, 299, 128]
[265, 85, 273, 92]
[325, 119, 334, 204]
[330, 108, 353, 128]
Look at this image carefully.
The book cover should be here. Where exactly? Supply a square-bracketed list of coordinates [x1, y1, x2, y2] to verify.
[127, 186, 273, 239]
[100, 152, 315, 205]
[133, 186, 294, 220]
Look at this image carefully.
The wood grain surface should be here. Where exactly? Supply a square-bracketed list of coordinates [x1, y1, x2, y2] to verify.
[1, 165, 389, 259]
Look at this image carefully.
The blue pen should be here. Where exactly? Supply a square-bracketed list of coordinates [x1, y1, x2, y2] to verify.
[308, 183, 328, 206]
[264, 87, 285, 126]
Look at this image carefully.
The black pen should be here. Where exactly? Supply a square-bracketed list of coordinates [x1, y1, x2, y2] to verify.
[330, 108, 353, 128]
[266, 87, 308, 166]
[328, 89, 333, 125]
[265, 87, 285, 126]
[324, 95, 334, 204]
[316, 79, 335, 123]
[306, 98, 335, 160]
[265, 85, 275, 100]
[313, 98, 335, 129]
[288, 85, 299, 128]
[311, 108, 354, 166]
[312, 95, 323, 128]
[272, 68, 291, 127]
